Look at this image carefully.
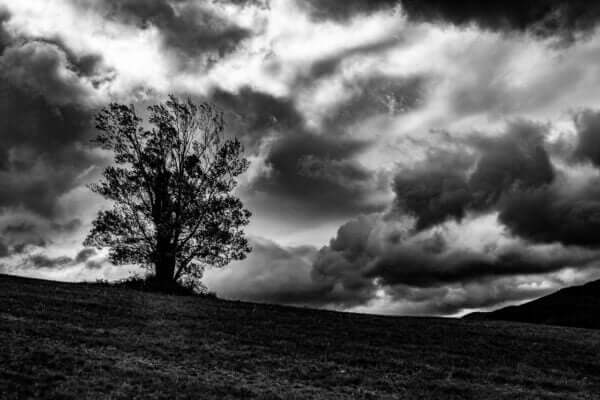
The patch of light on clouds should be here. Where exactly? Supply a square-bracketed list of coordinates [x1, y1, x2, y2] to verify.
[439, 212, 509, 253]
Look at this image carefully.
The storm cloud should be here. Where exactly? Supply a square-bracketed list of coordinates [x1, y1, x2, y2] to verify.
[0, 12, 105, 218]
[393, 120, 554, 231]
[212, 86, 396, 223]
[400, 1, 600, 43]
[299, 0, 400, 22]
[301, 1, 600, 44]
[292, 117, 600, 314]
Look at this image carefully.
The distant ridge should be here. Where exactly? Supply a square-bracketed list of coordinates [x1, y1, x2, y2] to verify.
[464, 279, 600, 329]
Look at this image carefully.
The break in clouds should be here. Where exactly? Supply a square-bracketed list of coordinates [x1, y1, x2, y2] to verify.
[4, 0, 600, 315]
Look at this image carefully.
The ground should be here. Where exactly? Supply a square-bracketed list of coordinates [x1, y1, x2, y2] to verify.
[1, 274, 600, 399]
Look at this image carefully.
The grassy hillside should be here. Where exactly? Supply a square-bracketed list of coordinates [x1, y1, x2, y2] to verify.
[465, 279, 600, 330]
[2, 274, 600, 399]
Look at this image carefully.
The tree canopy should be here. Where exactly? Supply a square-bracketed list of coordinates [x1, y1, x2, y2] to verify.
[85, 96, 251, 288]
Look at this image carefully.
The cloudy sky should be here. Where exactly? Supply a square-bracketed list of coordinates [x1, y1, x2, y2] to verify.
[4, 0, 600, 316]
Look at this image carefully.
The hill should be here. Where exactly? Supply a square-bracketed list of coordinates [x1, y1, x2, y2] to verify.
[1, 274, 600, 399]
[464, 279, 600, 330]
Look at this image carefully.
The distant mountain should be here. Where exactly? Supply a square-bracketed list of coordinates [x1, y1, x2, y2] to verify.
[464, 279, 600, 329]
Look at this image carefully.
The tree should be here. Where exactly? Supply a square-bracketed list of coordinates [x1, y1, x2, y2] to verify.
[84, 95, 251, 289]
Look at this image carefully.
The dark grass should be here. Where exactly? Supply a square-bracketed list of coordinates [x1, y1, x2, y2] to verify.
[2, 274, 600, 399]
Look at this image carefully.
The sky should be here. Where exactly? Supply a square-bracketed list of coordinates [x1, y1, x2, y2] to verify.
[3, 0, 600, 316]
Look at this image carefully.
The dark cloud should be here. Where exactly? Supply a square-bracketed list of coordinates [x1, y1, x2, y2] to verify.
[299, 0, 399, 22]
[393, 120, 554, 230]
[23, 247, 104, 270]
[2, 222, 37, 235]
[573, 109, 600, 168]
[310, 212, 599, 311]
[210, 215, 600, 315]
[210, 79, 423, 224]
[28, 37, 114, 87]
[85, 260, 105, 270]
[498, 177, 600, 247]
[28, 254, 73, 269]
[0, 14, 105, 218]
[322, 75, 427, 128]
[75, 247, 97, 263]
[468, 121, 555, 207]
[51, 219, 83, 233]
[77, 0, 251, 65]
[0, 220, 48, 254]
[212, 213, 598, 314]
[368, 241, 595, 287]
[393, 168, 471, 230]
[0, 7, 11, 53]
[383, 278, 558, 315]
[0, 239, 8, 258]
[212, 86, 304, 146]
[1, 41, 92, 104]
[401, 1, 600, 43]
[251, 132, 387, 219]
[300, 1, 600, 44]
[212, 86, 391, 222]
[0, 218, 82, 256]
[294, 116, 600, 314]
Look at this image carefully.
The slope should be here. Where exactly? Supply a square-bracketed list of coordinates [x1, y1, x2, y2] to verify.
[2, 274, 600, 399]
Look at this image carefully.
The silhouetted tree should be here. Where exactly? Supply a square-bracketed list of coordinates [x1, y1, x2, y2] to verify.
[85, 96, 251, 289]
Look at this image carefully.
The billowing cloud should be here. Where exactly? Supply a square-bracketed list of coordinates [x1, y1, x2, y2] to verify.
[310, 210, 600, 314]
[393, 120, 554, 230]
[249, 132, 389, 220]
[299, 116, 600, 314]
[0, 13, 105, 218]
[498, 175, 600, 247]
[212, 86, 395, 224]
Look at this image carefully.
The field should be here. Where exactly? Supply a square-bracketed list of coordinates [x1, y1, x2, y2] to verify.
[2, 274, 600, 399]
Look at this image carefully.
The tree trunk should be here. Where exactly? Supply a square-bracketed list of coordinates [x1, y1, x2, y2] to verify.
[155, 256, 176, 284]
[152, 169, 176, 288]
[154, 237, 177, 287]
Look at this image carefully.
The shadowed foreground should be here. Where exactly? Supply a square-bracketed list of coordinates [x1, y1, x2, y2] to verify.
[2, 274, 600, 399]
